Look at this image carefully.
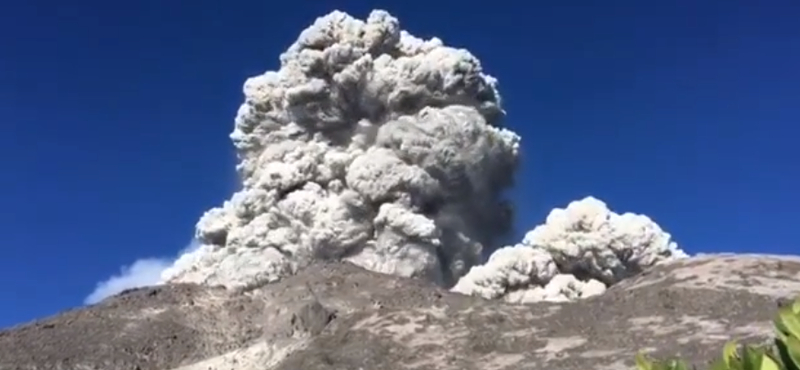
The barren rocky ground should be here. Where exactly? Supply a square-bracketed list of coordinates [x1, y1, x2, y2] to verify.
[2, 253, 799, 370]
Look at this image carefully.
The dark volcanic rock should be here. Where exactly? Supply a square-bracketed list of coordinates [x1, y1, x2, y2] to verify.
[1, 253, 799, 370]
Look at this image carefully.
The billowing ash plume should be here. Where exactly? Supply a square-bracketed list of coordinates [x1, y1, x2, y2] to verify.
[158, 10, 688, 304]
[451, 196, 688, 303]
[160, 10, 521, 290]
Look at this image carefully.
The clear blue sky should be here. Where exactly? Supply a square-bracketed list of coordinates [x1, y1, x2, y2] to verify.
[1, 0, 798, 328]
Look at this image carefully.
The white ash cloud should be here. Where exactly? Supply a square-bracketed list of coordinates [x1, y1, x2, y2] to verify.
[451, 196, 689, 303]
[85, 240, 200, 304]
[155, 10, 688, 305]
[85, 258, 170, 305]
[159, 10, 521, 290]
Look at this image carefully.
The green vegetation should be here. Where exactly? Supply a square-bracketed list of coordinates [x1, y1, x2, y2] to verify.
[635, 297, 800, 370]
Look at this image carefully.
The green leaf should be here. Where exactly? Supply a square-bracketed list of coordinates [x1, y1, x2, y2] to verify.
[759, 352, 783, 370]
[777, 329, 791, 344]
[791, 297, 800, 315]
[742, 346, 760, 369]
[778, 305, 800, 339]
[709, 358, 731, 370]
[666, 359, 679, 370]
[784, 336, 800, 369]
[724, 341, 740, 368]
[673, 359, 689, 370]
[636, 352, 655, 370]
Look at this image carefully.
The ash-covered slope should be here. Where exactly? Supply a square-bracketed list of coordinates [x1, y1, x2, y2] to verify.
[3, 254, 800, 370]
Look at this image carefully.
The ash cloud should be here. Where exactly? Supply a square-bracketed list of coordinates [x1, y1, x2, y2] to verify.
[160, 10, 520, 291]
[85, 240, 200, 304]
[452, 196, 688, 303]
[156, 10, 688, 303]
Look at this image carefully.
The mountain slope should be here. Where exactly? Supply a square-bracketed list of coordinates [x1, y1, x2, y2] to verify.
[2, 253, 798, 370]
